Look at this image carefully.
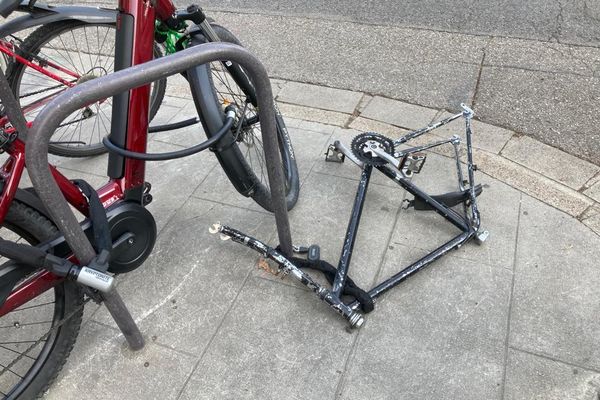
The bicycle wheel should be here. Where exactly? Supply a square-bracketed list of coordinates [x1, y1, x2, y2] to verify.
[7, 20, 167, 158]
[198, 25, 299, 211]
[0, 201, 84, 399]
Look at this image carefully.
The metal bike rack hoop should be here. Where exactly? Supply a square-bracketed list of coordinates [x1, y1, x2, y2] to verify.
[26, 42, 293, 265]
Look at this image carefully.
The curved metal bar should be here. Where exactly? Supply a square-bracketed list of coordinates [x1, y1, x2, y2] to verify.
[27, 42, 292, 265]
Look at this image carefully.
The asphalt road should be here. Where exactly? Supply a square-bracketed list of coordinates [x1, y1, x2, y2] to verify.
[199, 0, 600, 46]
[192, 0, 600, 166]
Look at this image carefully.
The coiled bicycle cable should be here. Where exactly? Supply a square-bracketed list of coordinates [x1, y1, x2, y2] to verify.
[103, 106, 236, 161]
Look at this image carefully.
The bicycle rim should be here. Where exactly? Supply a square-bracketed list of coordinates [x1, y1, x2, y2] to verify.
[1, 288, 65, 399]
[11, 23, 116, 155]
[0, 235, 63, 398]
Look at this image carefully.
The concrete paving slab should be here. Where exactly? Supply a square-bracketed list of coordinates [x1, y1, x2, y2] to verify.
[338, 245, 511, 400]
[151, 103, 185, 125]
[277, 102, 349, 127]
[150, 119, 207, 148]
[475, 150, 593, 217]
[510, 195, 600, 371]
[46, 321, 197, 400]
[295, 120, 337, 135]
[277, 81, 363, 114]
[48, 151, 109, 178]
[501, 135, 599, 190]
[160, 95, 195, 109]
[361, 96, 439, 130]
[92, 198, 275, 355]
[144, 141, 218, 232]
[178, 277, 354, 400]
[164, 74, 194, 99]
[348, 116, 409, 138]
[281, 115, 303, 129]
[475, 67, 600, 166]
[504, 348, 600, 400]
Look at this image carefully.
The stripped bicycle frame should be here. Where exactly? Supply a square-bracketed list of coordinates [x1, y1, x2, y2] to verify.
[213, 104, 487, 328]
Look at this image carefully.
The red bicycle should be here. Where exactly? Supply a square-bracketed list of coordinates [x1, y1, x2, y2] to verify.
[0, 0, 299, 398]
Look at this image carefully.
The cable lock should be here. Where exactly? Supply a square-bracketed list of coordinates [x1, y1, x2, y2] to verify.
[103, 106, 236, 161]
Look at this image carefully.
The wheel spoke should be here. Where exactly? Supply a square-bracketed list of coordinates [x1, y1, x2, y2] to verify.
[10, 301, 55, 312]
[0, 345, 36, 361]
[0, 363, 24, 379]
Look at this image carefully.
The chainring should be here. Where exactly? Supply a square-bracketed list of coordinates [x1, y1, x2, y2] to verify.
[350, 132, 395, 166]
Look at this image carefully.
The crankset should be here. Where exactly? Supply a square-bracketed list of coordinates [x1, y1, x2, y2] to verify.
[350, 132, 396, 166]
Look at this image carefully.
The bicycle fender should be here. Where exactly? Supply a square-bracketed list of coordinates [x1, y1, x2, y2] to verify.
[187, 33, 257, 197]
[0, 2, 117, 38]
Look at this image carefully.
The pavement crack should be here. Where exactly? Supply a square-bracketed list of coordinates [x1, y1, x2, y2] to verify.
[499, 193, 523, 399]
[470, 38, 490, 109]
[510, 345, 600, 375]
[582, 170, 600, 190]
[549, 0, 565, 43]
[344, 93, 372, 128]
[577, 204, 599, 223]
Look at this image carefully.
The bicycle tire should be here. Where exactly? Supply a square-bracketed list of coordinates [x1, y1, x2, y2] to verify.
[194, 25, 299, 211]
[7, 20, 166, 158]
[0, 201, 84, 400]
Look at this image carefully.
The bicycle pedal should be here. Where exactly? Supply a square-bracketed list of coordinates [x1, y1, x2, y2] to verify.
[325, 144, 345, 163]
[400, 152, 427, 176]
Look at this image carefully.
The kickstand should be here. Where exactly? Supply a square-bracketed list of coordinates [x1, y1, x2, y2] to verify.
[101, 289, 145, 351]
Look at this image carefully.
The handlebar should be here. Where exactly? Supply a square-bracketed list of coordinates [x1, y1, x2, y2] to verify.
[27, 42, 293, 266]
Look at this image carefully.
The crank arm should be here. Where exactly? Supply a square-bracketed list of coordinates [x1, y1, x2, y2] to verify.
[369, 146, 400, 168]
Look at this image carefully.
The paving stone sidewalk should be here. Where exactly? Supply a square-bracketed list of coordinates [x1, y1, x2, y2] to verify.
[40, 79, 600, 400]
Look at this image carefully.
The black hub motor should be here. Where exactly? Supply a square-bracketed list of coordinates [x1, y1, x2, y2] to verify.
[105, 202, 157, 274]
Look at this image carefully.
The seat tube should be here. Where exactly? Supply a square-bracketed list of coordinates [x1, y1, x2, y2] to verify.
[107, 0, 155, 199]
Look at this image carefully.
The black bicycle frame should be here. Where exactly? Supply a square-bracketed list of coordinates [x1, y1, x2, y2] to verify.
[215, 104, 487, 329]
